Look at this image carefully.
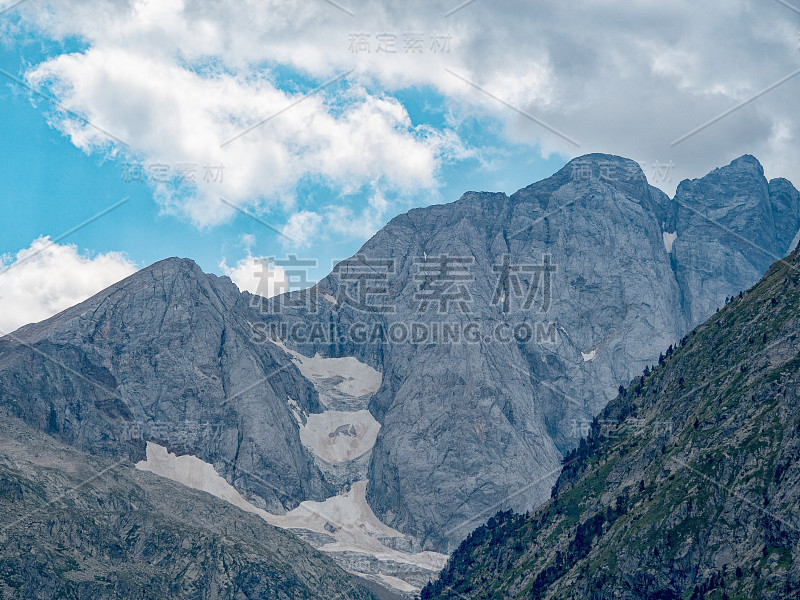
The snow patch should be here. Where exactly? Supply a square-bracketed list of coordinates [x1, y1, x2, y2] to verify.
[136, 443, 447, 590]
[273, 340, 382, 403]
[791, 227, 800, 254]
[275, 480, 401, 543]
[287, 396, 304, 424]
[663, 231, 677, 253]
[299, 409, 380, 463]
[581, 348, 597, 362]
[135, 442, 262, 516]
[364, 573, 419, 594]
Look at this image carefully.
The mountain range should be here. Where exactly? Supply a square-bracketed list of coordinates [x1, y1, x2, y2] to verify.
[254, 153, 799, 551]
[0, 153, 798, 594]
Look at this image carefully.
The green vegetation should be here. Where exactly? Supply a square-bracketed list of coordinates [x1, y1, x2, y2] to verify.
[423, 250, 800, 599]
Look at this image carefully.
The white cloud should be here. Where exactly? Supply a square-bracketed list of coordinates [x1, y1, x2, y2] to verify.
[12, 0, 800, 211]
[326, 191, 391, 240]
[219, 255, 289, 297]
[280, 211, 324, 248]
[23, 41, 465, 228]
[240, 233, 256, 251]
[0, 238, 137, 334]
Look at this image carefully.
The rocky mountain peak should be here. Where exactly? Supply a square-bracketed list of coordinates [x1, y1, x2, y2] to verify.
[561, 152, 646, 180]
[728, 152, 765, 173]
[674, 154, 766, 201]
[509, 153, 650, 212]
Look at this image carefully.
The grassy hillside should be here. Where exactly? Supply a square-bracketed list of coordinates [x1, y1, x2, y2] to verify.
[0, 412, 377, 600]
[424, 248, 800, 600]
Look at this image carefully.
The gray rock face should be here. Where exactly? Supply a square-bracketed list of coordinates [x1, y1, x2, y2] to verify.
[423, 239, 800, 600]
[0, 258, 333, 512]
[258, 154, 800, 551]
[1, 153, 798, 556]
[669, 155, 800, 325]
[769, 177, 800, 252]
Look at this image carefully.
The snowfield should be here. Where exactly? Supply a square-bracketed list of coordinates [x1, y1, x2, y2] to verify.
[662, 230, 677, 253]
[135, 343, 446, 592]
[275, 340, 382, 405]
[299, 409, 381, 463]
[136, 443, 447, 591]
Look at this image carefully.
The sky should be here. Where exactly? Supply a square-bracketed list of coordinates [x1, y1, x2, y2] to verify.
[0, 0, 799, 332]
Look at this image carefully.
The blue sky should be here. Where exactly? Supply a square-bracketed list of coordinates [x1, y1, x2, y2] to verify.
[0, 0, 798, 331]
[0, 25, 566, 282]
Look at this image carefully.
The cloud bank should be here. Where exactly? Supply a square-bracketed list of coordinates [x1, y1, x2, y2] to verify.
[9, 0, 800, 241]
[0, 238, 137, 333]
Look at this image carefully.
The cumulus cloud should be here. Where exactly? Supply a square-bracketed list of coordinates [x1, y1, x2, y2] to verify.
[12, 0, 800, 214]
[0, 238, 137, 333]
[219, 254, 289, 297]
[280, 211, 324, 248]
[25, 47, 459, 228]
[326, 191, 392, 240]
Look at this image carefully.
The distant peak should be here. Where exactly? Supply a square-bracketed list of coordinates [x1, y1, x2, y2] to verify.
[568, 153, 638, 165]
[129, 257, 215, 289]
[727, 154, 764, 175]
[145, 257, 203, 275]
[559, 153, 645, 184]
[674, 155, 768, 196]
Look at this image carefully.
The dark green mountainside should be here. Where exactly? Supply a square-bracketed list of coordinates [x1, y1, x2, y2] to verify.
[423, 246, 800, 599]
[0, 411, 376, 600]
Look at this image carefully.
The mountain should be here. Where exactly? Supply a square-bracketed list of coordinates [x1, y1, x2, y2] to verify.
[0, 258, 333, 512]
[670, 155, 800, 325]
[0, 257, 447, 592]
[422, 244, 800, 599]
[0, 409, 376, 600]
[0, 154, 798, 588]
[256, 153, 800, 551]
